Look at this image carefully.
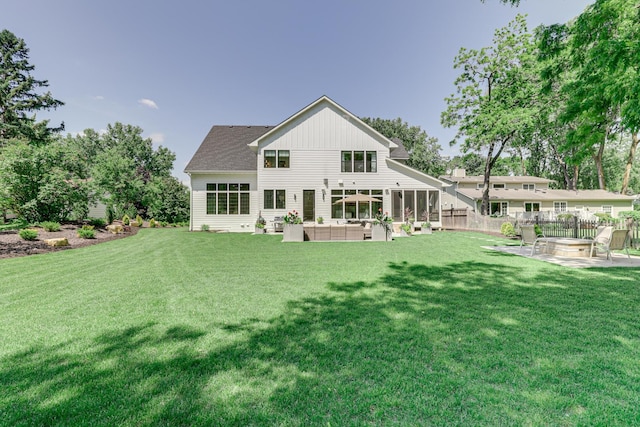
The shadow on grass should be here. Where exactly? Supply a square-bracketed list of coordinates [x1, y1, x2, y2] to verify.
[2, 261, 639, 425]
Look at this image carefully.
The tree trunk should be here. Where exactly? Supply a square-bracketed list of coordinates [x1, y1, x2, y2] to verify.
[592, 140, 606, 190]
[480, 137, 509, 215]
[620, 132, 638, 195]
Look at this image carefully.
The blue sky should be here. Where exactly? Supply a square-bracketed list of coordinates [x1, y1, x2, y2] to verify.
[3, 0, 592, 184]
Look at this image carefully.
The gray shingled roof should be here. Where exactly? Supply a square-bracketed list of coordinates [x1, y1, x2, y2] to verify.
[389, 137, 410, 160]
[184, 125, 274, 172]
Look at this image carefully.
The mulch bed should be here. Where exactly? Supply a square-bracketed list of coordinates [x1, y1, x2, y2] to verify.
[0, 224, 139, 259]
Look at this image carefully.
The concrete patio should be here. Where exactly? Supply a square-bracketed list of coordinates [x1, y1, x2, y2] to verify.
[485, 245, 640, 268]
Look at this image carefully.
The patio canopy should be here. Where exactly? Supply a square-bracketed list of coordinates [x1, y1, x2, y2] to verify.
[332, 194, 382, 204]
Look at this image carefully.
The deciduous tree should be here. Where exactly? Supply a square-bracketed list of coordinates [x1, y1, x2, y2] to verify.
[442, 15, 539, 214]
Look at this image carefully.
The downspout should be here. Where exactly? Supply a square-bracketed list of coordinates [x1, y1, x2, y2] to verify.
[187, 172, 193, 231]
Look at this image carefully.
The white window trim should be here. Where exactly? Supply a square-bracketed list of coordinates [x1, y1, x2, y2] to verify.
[522, 183, 536, 191]
[553, 201, 568, 212]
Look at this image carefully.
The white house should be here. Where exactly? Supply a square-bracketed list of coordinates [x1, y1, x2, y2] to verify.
[185, 96, 448, 232]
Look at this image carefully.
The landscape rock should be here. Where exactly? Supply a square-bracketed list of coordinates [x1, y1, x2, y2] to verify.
[44, 237, 69, 247]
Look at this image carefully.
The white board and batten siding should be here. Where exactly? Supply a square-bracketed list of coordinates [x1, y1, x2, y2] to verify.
[255, 102, 441, 226]
[190, 172, 257, 232]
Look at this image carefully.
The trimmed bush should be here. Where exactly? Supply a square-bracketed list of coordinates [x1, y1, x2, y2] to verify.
[201, 224, 209, 232]
[149, 219, 157, 228]
[19, 229, 38, 241]
[40, 221, 61, 232]
[136, 215, 143, 226]
[500, 222, 516, 237]
[122, 214, 130, 225]
[77, 225, 96, 239]
[88, 217, 107, 228]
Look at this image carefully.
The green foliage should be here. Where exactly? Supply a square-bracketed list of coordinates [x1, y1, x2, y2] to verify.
[500, 222, 516, 237]
[122, 214, 130, 225]
[442, 14, 539, 214]
[594, 212, 615, 223]
[87, 217, 107, 228]
[77, 225, 95, 239]
[0, 218, 27, 231]
[201, 224, 209, 232]
[534, 224, 543, 236]
[18, 228, 38, 240]
[400, 223, 412, 234]
[135, 215, 143, 226]
[619, 211, 640, 221]
[316, 217, 324, 224]
[39, 221, 61, 232]
[0, 139, 91, 222]
[557, 213, 574, 221]
[149, 219, 156, 228]
[0, 29, 63, 145]
[143, 176, 190, 224]
[361, 117, 445, 177]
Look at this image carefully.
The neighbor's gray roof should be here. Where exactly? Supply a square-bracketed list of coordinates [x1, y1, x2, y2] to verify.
[457, 187, 635, 202]
[184, 125, 274, 172]
[441, 174, 554, 184]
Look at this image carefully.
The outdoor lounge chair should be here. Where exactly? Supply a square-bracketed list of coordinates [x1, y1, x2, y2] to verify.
[520, 225, 546, 255]
[589, 226, 614, 259]
[592, 228, 630, 261]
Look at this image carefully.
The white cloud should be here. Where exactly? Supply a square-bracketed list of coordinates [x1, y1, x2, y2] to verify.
[138, 98, 159, 109]
[93, 95, 105, 100]
[148, 132, 165, 144]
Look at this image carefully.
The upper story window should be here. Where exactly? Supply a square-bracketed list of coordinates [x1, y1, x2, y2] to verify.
[341, 151, 377, 173]
[522, 183, 535, 191]
[264, 150, 290, 168]
[492, 183, 505, 189]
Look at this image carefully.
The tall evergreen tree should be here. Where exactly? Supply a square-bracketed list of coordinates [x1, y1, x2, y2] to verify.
[0, 29, 63, 145]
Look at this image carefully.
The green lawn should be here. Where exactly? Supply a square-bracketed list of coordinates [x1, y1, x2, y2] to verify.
[1, 229, 639, 426]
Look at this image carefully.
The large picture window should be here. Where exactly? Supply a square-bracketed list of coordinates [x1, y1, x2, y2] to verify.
[206, 183, 250, 215]
[264, 189, 286, 209]
[341, 151, 377, 173]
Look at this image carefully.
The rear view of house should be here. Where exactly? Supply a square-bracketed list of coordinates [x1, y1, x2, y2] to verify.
[185, 96, 447, 232]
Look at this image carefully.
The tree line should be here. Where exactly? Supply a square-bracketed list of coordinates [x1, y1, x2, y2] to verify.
[366, 1, 640, 216]
[0, 29, 189, 224]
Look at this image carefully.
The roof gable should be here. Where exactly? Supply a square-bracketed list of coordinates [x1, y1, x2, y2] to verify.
[248, 95, 398, 151]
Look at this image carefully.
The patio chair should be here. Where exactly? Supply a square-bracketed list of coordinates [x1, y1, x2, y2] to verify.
[592, 228, 630, 261]
[589, 226, 613, 258]
[520, 225, 546, 255]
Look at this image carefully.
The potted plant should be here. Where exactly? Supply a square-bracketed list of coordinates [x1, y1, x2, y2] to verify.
[372, 208, 392, 241]
[255, 212, 267, 234]
[421, 221, 432, 234]
[400, 223, 412, 236]
[316, 216, 324, 224]
[282, 210, 303, 242]
[420, 210, 432, 234]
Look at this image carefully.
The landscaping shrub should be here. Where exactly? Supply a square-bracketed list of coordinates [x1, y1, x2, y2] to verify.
[122, 214, 130, 225]
[500, 222, 516, 237]
[136, 215, 143, 226]
[0, 218, 28, 231]
[19, 229, 38, 240]
[77, 225, 96, 239]
[201, 224, 209, 231]
[87, 217, 107, 228]
[149, 219, 157, 228]
[39, 221, 61, 232]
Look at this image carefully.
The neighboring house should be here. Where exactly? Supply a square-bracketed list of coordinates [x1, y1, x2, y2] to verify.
[184, 96, 448, 232]
[440, 168, 635, 219]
